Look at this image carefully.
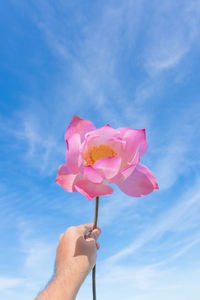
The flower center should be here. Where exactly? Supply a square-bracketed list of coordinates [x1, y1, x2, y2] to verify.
[83, 144, 117, 166]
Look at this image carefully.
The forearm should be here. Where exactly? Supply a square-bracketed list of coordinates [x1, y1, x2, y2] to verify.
[36, 274, 80, 300]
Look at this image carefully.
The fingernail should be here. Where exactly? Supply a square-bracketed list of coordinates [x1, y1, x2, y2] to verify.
[93, 229, 99, 237]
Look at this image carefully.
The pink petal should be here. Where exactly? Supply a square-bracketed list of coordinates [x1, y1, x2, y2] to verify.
[93, 156, 121, 180]
[106, 137, 126, 156]
[80, 165, 103, 184]
[65, 115, 96, 143]
[129, 148, 140, 165]
[66, 133, 81, 174]
[108, 163, 136, 183]
[108, 151, 140, 184]
[80, 135, 100, 157]
[85, 125, 120, 144]
[118, 128, 148, 163]
[81, 128, 122, 165]
[117, 164, 159, 197]
[56, 164, 77, 192]
[74, 176, 113, 201]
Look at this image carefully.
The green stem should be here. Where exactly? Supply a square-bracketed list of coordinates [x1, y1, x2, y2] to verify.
[92, 196, 99, 300]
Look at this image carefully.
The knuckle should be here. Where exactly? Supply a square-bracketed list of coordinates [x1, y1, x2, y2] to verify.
[59, 233, 64, 241]
[66, 226, 76, 234]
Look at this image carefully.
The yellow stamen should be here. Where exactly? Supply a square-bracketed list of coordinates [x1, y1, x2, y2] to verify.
[83, 144, 117, 166]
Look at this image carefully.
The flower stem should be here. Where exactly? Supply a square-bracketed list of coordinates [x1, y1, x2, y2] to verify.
[92, 196, 99, 300]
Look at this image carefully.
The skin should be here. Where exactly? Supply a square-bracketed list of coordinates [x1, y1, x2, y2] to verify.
[36, 223, 101, 300]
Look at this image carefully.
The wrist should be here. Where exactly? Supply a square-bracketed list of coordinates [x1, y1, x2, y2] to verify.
[54, 265, 83, 299]
[37, 272, 79, 300]
[53, 273, 79, 300]
[55, 260, 88, 292]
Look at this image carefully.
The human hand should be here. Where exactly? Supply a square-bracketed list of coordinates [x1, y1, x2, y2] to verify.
[55, 223, 101, 290]
[36, 223, 101, 300]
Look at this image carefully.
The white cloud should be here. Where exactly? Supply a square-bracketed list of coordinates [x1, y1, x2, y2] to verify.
[153, 99, 200, 190]
[167, 234, 200, 262]
[30, 0, 150, 129]
[11, 113, 65, 175]
[24, 241, 55, 277]
[6, 0, 149, 175]
[144, 0, 200, 74]
[99, 189, 138, 226]
[106, 179, 200, 264]
[154, 140, 188, 190]
[0, 277, 24, 291]
[1, 1, 200, 300]
[18, 220, 56, 290]
[5, 0, 200, 180]
[98, 264, 164, 290]
[77, 260, 200, 300]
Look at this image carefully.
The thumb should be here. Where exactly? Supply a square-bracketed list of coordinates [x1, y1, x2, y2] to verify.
[86, 228, 101, 241]
[91, 228, 101, 240]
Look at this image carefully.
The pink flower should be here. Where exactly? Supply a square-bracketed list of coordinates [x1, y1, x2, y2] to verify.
[56, 115, 158, 201]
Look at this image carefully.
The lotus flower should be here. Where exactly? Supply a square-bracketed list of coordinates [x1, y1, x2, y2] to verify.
[56, 115, 158, 200]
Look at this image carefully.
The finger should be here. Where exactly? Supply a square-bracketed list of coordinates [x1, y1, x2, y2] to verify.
[88, 228, 101, 241]
[59, 233, 64, 242]
[76, 223, 94, 235]
[96, 241, 100, 250]
[85, 227, 101, 240]
[96, 225, 101, 233]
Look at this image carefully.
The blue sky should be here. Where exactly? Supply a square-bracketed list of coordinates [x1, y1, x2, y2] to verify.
[0, 0, 200, 299]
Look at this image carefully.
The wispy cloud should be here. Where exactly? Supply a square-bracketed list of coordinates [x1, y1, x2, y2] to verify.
[99, 189, 138, 226]
[106, 179, 200, 264]
[18, 219, 56, 289]
[1, 1, 200, 299]
[16, 115, 64, 175]
[143, 0, 200, 74]
[0, 277, 24, 291]
[153, 99, 200, 190]
[27, 0, 150, 128]
[4, 0, 200, 180]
